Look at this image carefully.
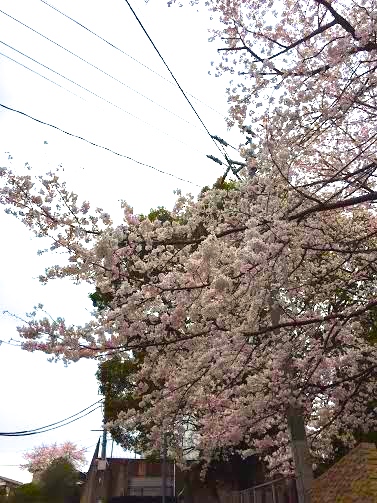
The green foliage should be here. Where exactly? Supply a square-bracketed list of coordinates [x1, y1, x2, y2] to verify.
[40, 457, 80, 503]
[10, 459, 81, 503]
[138, 206, 175, 223]
[89, 288, 113, 311]
[96, 354, 151, 453]
[145, 206, 174, 223]
[200, 178, 238, 199]
[213, 177, 238, 191]
[98, 355, 138, 397]
[9, 483, 42, 503]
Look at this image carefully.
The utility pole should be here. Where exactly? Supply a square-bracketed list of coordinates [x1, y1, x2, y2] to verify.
[98, 429, 108, 503]
[91, 428, 108, 503]
[91, 428, 107, 460]
[270, 299, 313, 503]
[161, 431, 168, 503]
[101, 429, 107, 460]
[286, 406, 313, 503]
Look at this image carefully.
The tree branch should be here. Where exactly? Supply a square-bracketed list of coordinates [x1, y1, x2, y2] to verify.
[289, 191, 377, 221]
[314, 0, 358, 39]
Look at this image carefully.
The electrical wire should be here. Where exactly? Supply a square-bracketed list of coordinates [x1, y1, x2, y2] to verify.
[0, 103, 201, 187]
[122, 0, 226, 161]
[0, 400, 103, 435]
[0, 338, 21, 347]
[0, 40, 205, 156]
[0, 403, 102, 436]
[0, 51, 85, 101]
[0, 407, 102, 437]
[39, 0, 227, 119]
[0, 9, 203, 132]
[84, 442, 101, 451]
[35, 1, 239, 153]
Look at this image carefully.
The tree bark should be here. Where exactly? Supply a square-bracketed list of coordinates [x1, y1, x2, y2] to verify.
[270, 299, 313, 503]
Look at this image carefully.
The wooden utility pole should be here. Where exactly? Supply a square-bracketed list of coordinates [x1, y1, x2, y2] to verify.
[91, 428, 108, 503]
[101, 429, 107, 460]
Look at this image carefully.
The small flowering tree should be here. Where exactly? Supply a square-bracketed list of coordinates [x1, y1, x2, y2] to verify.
[21, 442, 86, 476]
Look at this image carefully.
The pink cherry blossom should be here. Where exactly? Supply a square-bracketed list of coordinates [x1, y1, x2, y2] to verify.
[2, 0, 377, 475]
[21, 442, 86, 474]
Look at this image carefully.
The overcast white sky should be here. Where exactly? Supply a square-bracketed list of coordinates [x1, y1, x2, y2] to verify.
[0, 0, 243, 482]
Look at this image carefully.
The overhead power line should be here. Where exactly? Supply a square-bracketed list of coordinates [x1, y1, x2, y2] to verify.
[0, 103, 201, 187]
[0, 402, 103, 436]
[0, 40, 205, 156]
[0, 400, 103, 435]
[122, 0, 226, 161]
[39, 0, 227, 119]
[0, 9, 202, 132]
[0, 407, 101, 436]
[0, 337, 21, 347]
[0, 51, 85, 101]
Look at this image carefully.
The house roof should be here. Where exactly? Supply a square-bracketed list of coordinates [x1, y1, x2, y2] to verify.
[0, 475, 23, 487]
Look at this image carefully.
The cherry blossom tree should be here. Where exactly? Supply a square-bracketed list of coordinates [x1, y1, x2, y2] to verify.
[172, 0, 377, 213]
[1, 0, 377, 496]
[21, 442, 86, 476]
[2, 169, 376, 469]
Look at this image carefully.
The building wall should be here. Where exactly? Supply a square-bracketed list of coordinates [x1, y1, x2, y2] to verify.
[81, 454, 263, 503]
[80, 459, 174, 503]
[310, 442, 377, 503]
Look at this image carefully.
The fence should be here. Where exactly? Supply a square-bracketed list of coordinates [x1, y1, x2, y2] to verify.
[229, 477, 298, 503]
[127, 486, 174, 497]
[109, 498, 176, 503]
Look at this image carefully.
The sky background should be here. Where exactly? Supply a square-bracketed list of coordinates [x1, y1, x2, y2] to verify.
[0, 0, 243, 482]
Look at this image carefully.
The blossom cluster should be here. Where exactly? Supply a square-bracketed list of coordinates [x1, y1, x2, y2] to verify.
[2, 0, 377, 473]
[2, 165, 377, 471]
[21, 442, 86, 474]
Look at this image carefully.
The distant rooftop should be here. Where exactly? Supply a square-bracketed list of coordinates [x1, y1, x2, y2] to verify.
[0, 475, 23, 487]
